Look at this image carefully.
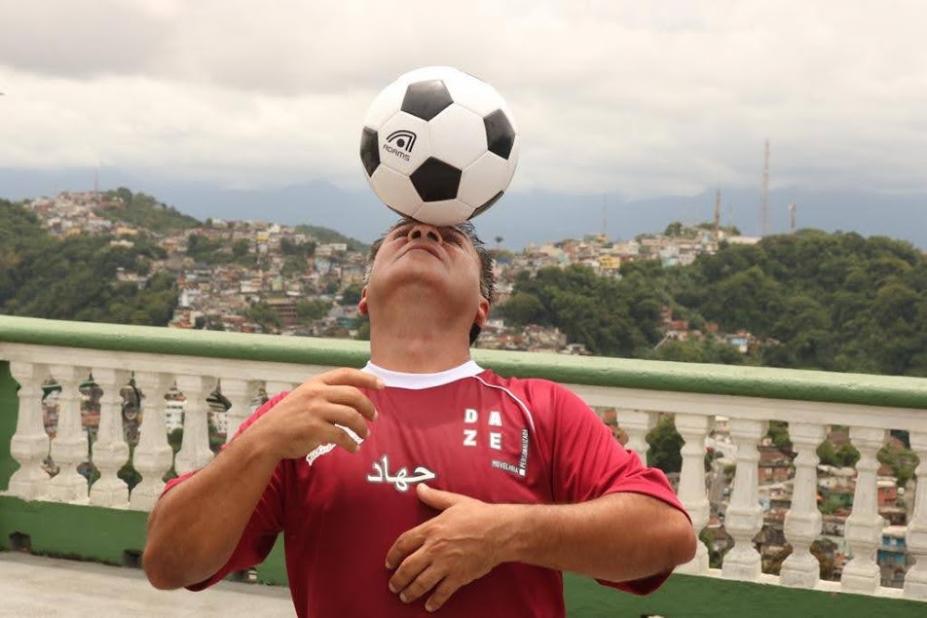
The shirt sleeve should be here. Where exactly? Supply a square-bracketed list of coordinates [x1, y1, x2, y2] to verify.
[158, 390, 291, 591]
[547, 382, 691, 596]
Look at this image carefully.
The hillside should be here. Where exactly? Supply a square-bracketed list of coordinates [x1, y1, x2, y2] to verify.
[502, 230, 927, 376]
[100, 187, 201, 234]
[0, 199, 179, 325]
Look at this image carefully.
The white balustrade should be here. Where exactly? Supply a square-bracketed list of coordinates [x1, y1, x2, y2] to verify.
[903, 431, 927, 600]
[675, 413, 711, 575]
[88, 367, 130, 507]
[174, 374, 215, 475]
[265, 381, 295, 403]
[130, 371, 174, 511]
[617, 408, 655, 464]
[722, 418, 767, 581]
[223, 378, 256, 443]
[780, 422, 825, 588]
[2, 339, 927, 606]
[7, 362, 50, 500]
[45, 365, 90, 503]
[841, 426, 887, 594]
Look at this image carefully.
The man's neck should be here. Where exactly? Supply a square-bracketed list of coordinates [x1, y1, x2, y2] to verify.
[369, 329, 472, 372]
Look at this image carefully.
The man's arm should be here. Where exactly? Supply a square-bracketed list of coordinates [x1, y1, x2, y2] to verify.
[143, 368, 383, 590]
[386, 485, 695, 612]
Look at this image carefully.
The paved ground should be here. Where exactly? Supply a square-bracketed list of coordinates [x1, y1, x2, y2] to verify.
[0, 551, 293, 617]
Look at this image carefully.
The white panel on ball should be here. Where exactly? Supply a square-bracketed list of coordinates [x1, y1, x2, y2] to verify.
[378, 111, 432, 175]
[444, 72, 514, 127]
[363, 80, 407, 131]
[504, 136, 520, 186]
[429, 104, 488, 170]
[369, 166, 423, 217]
[459, 152, 509, 209]
[416, 199, 474, 226]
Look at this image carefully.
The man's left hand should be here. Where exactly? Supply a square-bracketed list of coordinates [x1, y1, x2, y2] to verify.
[386, 484, 517, 612]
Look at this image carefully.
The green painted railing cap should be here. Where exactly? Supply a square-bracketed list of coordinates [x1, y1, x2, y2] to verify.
[1, 315, 926, 410]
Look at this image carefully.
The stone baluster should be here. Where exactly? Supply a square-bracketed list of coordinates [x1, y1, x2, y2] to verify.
[174, 374, 215, 475]
[223, 378, 256, 443]
[841, 426, 886, 594]
[45, 365, 90, 503]
[780, 422, 825, 588]
[617, 408, 655, 464]
[130, 371, 175, 510]
[903, 431, 927, 600]
[7, 362, 51, 499]
[264, 381, 295, 403]
[675, 413, 711, 575]
[721, 418, 767, 581]
[88, 368, 130, 507]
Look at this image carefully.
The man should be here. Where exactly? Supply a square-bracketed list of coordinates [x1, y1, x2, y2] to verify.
[143, 219, 696, 616]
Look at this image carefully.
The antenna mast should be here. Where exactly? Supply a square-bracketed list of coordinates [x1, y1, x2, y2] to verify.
[788, 202, 796, 234]
[714, 189, 721, 239]
[761, 139, 770, 236]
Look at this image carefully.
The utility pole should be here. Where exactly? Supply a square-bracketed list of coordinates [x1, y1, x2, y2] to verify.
[714, 189, 721, 240]
[761, 139, 770, 236]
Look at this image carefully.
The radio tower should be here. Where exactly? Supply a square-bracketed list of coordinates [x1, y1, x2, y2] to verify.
[788, 203, 796, 233]
[713, 189, 721, 240]
[761, 139, 770, 236]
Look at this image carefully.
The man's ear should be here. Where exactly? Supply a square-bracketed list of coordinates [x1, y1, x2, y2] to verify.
[358, 286, 369, 316]
[473, 296, 489, 328]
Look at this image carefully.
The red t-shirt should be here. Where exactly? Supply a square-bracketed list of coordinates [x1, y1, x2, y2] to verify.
[163, 361, 689, 617]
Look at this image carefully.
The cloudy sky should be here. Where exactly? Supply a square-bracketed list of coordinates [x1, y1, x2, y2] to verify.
[1, 0, 926, 199]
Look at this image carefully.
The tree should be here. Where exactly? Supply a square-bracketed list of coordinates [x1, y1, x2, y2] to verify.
[340, 283, 363, 306]
[645, 415, 683, 474]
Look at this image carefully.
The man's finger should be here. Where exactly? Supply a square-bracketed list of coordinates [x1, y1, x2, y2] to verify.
[323, 404, 370, 441]
[416, 483, 467, 511]
[322, 423, 360, 454]
[396, 563, 444, 605]
[324, 384, 378, 421]
[388, 547, 432, 600]
[425, 576, 462, 613]
[386, 525, 427, 570]
[315, 367, 384, 390]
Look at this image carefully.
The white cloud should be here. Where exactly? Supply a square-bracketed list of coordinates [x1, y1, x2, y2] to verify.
[1, 0, 926, 196]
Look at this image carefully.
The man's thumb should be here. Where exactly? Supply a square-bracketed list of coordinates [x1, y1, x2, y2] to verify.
[416, 484, 459, 510]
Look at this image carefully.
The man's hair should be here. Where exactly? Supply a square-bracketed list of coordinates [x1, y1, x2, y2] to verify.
[366, 218, 495, 345]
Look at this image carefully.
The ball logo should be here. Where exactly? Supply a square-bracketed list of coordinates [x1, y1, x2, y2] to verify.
[382, 129, 417, 162]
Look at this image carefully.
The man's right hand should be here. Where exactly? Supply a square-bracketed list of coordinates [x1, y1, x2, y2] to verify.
[249, 367, 384, 460]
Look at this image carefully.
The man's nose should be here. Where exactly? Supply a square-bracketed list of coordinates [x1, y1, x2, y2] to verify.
[408, 223, 441, 243]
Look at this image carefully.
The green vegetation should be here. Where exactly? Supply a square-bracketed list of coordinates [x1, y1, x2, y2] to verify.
[501, 230, 927, 376]
[102, 187, 200, 233]
[295, 224, 369, 253]
[0, 200, 178, 325]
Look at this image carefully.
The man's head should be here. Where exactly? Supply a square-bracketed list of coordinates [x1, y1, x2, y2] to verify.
[361, 218, 495, 344]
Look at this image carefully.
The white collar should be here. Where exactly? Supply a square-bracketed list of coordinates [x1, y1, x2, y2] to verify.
[363, 360, 483, 390]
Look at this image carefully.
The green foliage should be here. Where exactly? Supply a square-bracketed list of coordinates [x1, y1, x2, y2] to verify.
[0, 201, 179, 325]
[281, 237, 316, 257]
[102, 187, 200, 233]
[504, 264, 662, 356]
[504, 229, 927, 375]
[295, 224, 369, 253]
[817, 440, 860, 467]
[878, 442, 920, 487]
[766, 421, 793, 452]
[296, 299, 331, 323]
[340, 283, 363, 306]
[245, 302, 282, 331]
[645, 415, 683, 474]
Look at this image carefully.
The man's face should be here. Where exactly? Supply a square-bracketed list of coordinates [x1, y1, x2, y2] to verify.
[360, 220, 487, 328]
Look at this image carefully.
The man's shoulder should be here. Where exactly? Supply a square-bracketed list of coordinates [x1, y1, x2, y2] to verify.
[472, 369, 572, 406]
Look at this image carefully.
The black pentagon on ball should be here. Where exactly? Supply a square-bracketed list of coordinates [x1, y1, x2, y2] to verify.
[401, 80, 454, 121]
[410, 157, 462, 202]
[359, 127, 380, 177]
[469, 191, 504, 220]
[483, 109, 515, 160]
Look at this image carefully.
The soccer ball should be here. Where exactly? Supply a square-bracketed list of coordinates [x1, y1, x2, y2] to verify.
[359, 66, 519, 226]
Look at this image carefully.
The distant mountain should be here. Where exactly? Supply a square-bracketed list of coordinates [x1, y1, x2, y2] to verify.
[2, 167, 925, 250]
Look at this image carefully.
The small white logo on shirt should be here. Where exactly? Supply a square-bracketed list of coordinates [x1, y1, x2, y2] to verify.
[366, 454, 436, 492]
